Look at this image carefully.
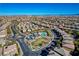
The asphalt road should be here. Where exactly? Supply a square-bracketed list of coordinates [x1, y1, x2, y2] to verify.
[17, 38, 41, 56]
[11, 24, 41, 56]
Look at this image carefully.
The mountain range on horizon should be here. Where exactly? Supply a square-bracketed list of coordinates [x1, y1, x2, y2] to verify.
[0, 14, 79, 16]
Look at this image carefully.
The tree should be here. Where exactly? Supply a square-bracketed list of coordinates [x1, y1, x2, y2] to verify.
[70, 39, 79, 56]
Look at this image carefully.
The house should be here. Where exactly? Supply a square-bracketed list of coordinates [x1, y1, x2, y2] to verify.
[0, 29, 7, 46]
[3, 44, 18, 56]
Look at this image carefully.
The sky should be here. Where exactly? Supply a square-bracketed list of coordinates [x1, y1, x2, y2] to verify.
[0, 3, 79, 15]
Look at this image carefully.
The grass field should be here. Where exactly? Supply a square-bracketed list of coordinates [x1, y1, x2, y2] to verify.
[29, 36, 51, 51]
[25, 29, 53, 51]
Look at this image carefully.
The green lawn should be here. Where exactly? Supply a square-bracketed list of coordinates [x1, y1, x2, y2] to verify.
[30, 37, 51, 51]
[0, 44, 2, 47]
